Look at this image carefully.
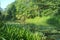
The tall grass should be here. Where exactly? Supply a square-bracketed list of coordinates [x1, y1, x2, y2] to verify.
[0, 24, 46, 40]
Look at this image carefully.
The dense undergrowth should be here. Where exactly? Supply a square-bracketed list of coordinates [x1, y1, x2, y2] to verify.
[0, 0, 60, 40]
[0, 20, 60, 40]
[0, 23, 47, 40]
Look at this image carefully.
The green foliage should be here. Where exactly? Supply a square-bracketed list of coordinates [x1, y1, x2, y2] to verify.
[0, 8, 4, 28]
[47, 16, 60, 27]
[1, 0, 60, 40]
[15, 0, 39, 18]
[0, 24, 44, 40]
[4, 0, 60, 21]
[26, 16, 50, 26]
[5, 2, 16, 20]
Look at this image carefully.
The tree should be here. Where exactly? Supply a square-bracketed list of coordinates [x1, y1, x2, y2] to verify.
[0, 7, 2, 21]
[15, 0, 39, 18]
[0, 7, 4, 27]
[6, 2, 16, 21]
